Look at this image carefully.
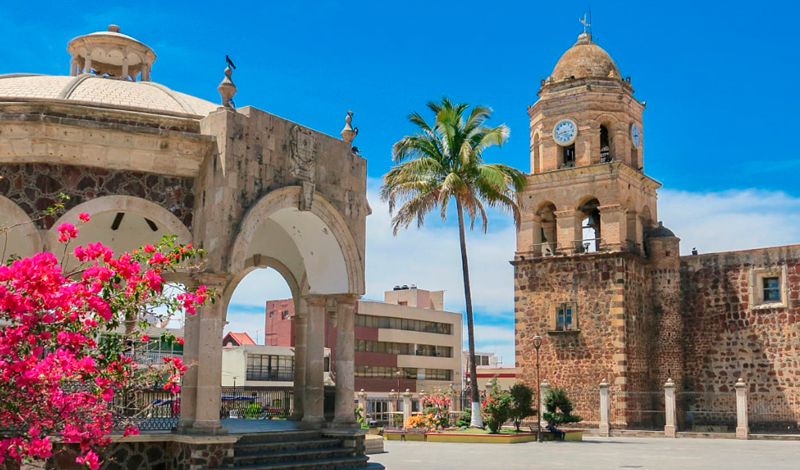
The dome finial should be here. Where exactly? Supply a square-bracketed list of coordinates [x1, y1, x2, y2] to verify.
[578, 11, 593, 44]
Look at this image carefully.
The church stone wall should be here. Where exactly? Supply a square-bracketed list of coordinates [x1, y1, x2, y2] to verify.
[0, 162, 194, 229]
[680, 245, 800, 395]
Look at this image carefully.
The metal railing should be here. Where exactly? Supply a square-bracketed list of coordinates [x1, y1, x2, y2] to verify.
[610, 391, 666, 431]
[748, 391, 800, 434]
[220, 386, 293, 419]
[677, 392, 737, 433]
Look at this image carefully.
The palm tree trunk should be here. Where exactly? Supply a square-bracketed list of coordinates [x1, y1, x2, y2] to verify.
[456, 201, 483, 428]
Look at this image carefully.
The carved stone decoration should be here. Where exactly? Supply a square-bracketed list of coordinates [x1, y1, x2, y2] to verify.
[290, 125, 316, 182]
[300, 181, 315, 211]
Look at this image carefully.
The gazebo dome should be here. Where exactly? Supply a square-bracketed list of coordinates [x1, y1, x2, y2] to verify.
[550, 32, 621, 81]
[0, 73, 218, 117]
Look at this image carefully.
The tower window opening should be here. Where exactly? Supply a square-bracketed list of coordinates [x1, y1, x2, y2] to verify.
[600, 125, 612, 162]
[561, 144, 575, 168]
[577, 198, 601, 253]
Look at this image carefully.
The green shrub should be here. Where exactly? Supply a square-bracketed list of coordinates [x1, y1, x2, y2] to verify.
[508, 383, 537, 432]
[481, 383, 512, 433]
[243, 403, 262, 419]
[543, 388, 581, 428]
[456, 408, 471, 428]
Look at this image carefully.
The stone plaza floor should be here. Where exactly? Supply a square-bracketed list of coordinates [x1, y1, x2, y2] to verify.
[369, 436, 800, 470]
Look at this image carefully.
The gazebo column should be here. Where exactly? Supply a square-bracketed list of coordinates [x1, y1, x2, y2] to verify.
[176, 278, 201, 433]
[291, 298, 308, 421]
[300, 294, 327, 429]
[188, 273, 230, 435]
[332, 294, 359, 428]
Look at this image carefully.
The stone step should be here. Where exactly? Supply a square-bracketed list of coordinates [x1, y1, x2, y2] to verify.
[234, 447, 355, 466]
[236, 431, 324, 445]
[235, 438, 343, 456]
[230, 455, 370, 470]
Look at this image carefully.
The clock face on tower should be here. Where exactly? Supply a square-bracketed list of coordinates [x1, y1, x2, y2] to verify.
[553, 119, 578, 146]
[630, 123, 641, 148]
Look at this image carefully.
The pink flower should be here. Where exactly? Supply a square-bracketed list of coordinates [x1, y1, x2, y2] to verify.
[141, 335, 150, 342]
[76, 450, 100, 470]
[122, 427, 139, 437]
[143, 244, 156, 254]
[176, 337, 185, 345]
[57, 223, 79, 243]
[78, 213, 90, 222]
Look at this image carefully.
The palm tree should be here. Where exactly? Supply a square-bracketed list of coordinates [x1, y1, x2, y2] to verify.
[381, 97, 526, 428]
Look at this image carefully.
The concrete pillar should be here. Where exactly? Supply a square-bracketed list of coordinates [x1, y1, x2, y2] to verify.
[402, 389, 412, 425]
[449, 385, 460, 412]
[599, 379, 610, 437]
[291, 299, 307, 421]
[540, 379, 550, 424]
[300, 295, 327, 429]
[332, 294, 358, 428]
[190, 274, 229, 434]
[176, 284, 200, 432]
[735, 379, 749, 440]
[554, 210, 580, 253]
[121, 56, 129, 80]
[599, 204, 625, 251]
[664, 378, 677, 438]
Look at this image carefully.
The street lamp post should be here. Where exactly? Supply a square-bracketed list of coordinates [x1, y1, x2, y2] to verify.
[533, 334, 543, 443]
[395, 370, 402, 425]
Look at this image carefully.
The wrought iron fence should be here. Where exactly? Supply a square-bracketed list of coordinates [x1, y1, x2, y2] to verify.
[220, 386, 292, 419]
[677, 392, 736, 432]
[113, 388, 181, 432]
[610, 391, 665, 431]
[748, 391, 800, 434]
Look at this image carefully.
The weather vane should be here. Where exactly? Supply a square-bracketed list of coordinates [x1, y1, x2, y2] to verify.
[579, 12, 591, 33]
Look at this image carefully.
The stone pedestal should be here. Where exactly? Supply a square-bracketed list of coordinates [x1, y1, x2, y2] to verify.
[599, 379, 610, 437]
[735, 379, 749, 440]
[402, 390, 412, 425]
[299, 295, 327, 429]
[664, 378, 677, 438]
[332, 294, 358, 428]
[540, 379, 550, 424]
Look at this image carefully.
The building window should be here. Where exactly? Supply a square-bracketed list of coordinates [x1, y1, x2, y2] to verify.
[354, 314, 453, 335]
[561, 144, 575, 168]
[751, 267, 787, 308]
[246, 354, 294, 381]
[552, 303, 577, 332]
[763, 277, 781, 302]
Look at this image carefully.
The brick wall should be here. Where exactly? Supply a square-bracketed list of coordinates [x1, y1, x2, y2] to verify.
[0, 163, 194, 229]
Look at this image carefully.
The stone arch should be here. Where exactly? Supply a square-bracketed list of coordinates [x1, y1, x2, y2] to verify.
[45, 195, 192, 260]
[577, 196, 601, 252]
[229, 186, 364, 296]
[535, 200, 558, 254]
[222, 256, 303, 318]
[0, 195, 43, 260]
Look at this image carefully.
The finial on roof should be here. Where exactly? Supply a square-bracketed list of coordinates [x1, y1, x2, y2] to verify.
[108, 24, 120, 33]
[341, 110, 358, 143]
[217, 65, 237, 109]
[577, 11, 593, 44]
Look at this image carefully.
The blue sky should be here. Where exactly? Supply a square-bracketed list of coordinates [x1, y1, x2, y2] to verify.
[3, 1, 799, 363]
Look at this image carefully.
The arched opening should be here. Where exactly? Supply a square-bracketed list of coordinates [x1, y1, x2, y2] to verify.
[578, 197, 601, 253]
[0, 196, 42, 262]
[46, 196, 192, 271]
[560, 144, 576, 168]
[600, 124, 613, 162]
[536, 202, 558, 255]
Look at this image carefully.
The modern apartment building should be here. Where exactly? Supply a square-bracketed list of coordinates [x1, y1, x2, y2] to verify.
[264, 286, 463, 395]
[221, 343, 332, 387]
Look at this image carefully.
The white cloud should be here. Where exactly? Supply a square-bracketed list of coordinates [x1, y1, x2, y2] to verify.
[659, 189, 800, 255]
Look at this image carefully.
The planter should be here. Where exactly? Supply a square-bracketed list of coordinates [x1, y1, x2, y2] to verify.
[405, 432, 426, 441]
[383, 430, 427, 441]
[427, 432, 538, 444]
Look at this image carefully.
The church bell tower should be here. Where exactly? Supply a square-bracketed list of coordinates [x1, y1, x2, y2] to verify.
[514, 25, 683, 410]
[518, 29, 660, 256]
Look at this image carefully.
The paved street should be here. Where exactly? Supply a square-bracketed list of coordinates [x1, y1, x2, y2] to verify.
[370, 437, 800, 470]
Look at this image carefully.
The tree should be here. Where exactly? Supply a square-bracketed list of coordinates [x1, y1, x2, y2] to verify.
[542, 388, 582, 428]
[381, 97, 526, 427]
[508, 383, 537, 432]
[0, 214, 209, 469]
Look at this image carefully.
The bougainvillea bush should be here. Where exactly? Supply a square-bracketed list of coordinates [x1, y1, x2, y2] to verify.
[418, 387, 452, 430]
[0, 214, 210, 469]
